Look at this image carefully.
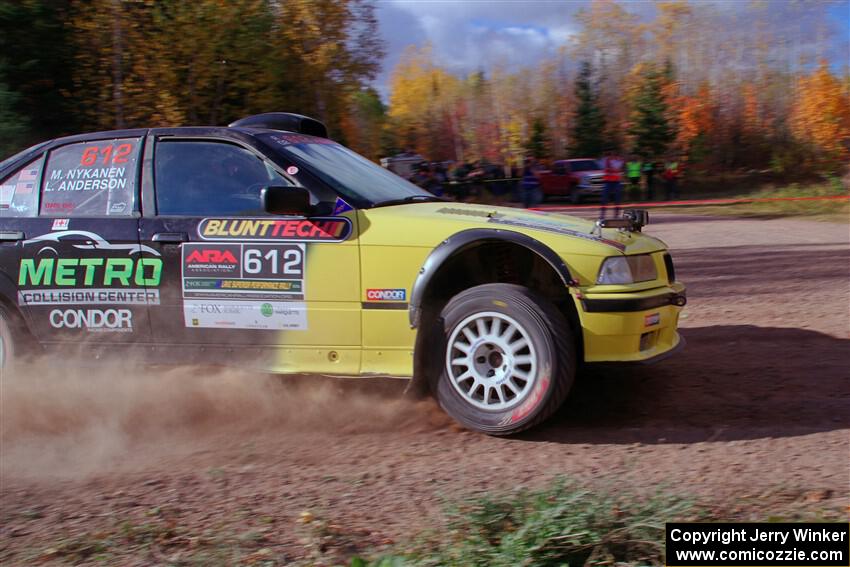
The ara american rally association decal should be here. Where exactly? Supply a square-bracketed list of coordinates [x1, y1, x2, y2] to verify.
[180, 242, 308, 331]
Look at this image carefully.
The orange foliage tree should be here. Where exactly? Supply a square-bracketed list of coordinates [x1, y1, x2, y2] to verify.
[790, 63, 850, 165]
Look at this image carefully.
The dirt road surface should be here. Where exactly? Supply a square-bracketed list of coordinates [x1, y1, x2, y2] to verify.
[2, 214, 848, 564]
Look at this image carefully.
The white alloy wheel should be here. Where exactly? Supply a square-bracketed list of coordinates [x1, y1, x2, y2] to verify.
[446, 311, 537, 411]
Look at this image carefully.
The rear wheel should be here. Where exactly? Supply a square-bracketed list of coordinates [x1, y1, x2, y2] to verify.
[435, 283, 575, 435]
[0, 309, 18, 374]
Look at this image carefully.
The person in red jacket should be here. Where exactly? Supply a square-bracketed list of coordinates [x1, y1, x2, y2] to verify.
[600, 149, 624, 218]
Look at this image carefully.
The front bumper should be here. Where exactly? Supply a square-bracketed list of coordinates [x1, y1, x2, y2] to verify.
[574, 282, 686, 363]
[576, 183, 604, 196]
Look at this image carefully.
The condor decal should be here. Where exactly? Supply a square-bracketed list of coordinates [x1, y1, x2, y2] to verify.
[49, 308, 133, 333]
[198, 217, 352, 242]
[366, 288, 406, 301]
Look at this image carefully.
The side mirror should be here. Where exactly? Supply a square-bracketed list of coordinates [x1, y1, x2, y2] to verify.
[261, 186, 312, 216]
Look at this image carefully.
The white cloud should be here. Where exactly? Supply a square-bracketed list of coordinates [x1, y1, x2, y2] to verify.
[373, 0, 581, 99]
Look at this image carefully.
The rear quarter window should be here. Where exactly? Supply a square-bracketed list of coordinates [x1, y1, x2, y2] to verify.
[40, 138, 141, 217]
[0, 156, 44, 218]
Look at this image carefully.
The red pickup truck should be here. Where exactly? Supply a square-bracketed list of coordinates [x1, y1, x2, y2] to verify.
[538, 159, 605, 203]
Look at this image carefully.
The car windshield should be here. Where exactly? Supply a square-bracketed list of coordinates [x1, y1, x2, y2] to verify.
[569, 160, 601, 172]
[259, 133, 434, 207]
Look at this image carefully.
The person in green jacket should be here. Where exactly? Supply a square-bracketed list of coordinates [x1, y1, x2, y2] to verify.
[643, 161, 656, 201]
[626, 157, 642, 201]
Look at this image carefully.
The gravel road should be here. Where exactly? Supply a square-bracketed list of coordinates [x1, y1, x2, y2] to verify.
[1, 214, 848, 564]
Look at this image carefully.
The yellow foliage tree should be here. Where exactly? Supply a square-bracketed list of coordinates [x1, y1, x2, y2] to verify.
[387, 44, 460, 159]
[790, 63, 850, 160]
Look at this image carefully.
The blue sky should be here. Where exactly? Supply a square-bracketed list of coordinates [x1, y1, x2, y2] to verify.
[374, 0, 850, 99]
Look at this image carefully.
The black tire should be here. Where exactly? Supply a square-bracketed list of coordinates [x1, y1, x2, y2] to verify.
[0, 308, 19, 375]
[434, 283, 575, 435]
[570, 191, 583, 204]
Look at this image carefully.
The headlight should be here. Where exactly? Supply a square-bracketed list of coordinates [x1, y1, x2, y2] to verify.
[580, 175, 591, 185]
[596, 255, 657, 284]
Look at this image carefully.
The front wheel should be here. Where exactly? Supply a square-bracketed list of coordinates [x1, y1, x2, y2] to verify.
[435, 284, 575, 435]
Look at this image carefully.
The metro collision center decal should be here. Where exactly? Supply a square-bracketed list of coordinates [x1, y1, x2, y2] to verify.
[17, 231, 163, 307]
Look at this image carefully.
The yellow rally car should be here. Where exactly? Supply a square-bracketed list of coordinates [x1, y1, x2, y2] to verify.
[0, 113, 686, 435]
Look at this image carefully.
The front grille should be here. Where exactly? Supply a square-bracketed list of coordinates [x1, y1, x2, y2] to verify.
[663, 253, 675, 283]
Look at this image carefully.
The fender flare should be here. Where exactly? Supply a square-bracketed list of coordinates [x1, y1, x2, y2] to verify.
[408, 228, 575, 328]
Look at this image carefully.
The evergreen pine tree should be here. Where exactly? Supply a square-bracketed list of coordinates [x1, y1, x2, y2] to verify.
[525, 116, 549, 159]
[570, 62, 606, 157]
[0, 65, 28, 158]
[629, 66, 674, 160]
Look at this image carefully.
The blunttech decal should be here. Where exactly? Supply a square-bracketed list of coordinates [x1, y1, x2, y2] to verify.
[17, 231, 163, 306]
[198, 218, 352, 242]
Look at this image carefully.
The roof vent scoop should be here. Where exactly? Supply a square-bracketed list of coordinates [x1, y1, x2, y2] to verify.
[229, 112, 328, 138]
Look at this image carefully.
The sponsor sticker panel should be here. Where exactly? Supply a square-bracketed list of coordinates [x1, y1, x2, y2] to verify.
[183, 299, 307, 331]
[181, 243, 305, 300]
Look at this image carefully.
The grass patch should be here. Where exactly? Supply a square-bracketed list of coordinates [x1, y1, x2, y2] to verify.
[357, 479, 694, 567]
[650, 180, 849, 220]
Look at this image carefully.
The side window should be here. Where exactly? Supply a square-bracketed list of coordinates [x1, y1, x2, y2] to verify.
[0, 156, 43, 218]
[40, 138, 141, 217]
[155, 140, 292, 216]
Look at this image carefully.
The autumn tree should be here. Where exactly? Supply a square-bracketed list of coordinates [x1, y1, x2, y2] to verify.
[339, 87, 387, 160]
[387, 44, 460, 160]
[790, 62, 850, 168]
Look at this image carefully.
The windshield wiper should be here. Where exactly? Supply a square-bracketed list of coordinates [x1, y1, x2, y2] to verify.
[371, 195, 446, 208]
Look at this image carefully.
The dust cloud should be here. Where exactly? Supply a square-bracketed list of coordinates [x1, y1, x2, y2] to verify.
[0, 357, 432, 480]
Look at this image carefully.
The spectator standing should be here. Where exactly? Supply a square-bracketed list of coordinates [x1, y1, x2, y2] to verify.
[643, 161, 656, 201]
[424, 163, 444, 196]
[663, 158, 680, 201]
[600, 149, 624, 218]
[626, 157, 642, 201]
[520, 157, 542, 208]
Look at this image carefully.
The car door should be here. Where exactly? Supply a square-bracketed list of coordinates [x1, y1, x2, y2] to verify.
[139, 136, 361, 374]
[10, 135, 153, 343]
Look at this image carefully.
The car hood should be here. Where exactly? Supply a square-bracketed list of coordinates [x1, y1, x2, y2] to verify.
[358, 202, 666, 256]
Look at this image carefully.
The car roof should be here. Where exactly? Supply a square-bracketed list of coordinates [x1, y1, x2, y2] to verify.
[0, 126, 304, 178]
